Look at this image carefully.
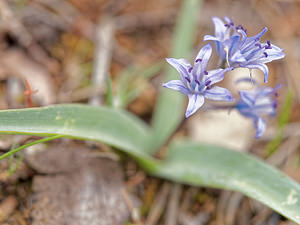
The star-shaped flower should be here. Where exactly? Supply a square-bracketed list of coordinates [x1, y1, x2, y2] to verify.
[204, 17, 285, 82]
[163, 44, 234, 118]
[236, 79, 281, 138]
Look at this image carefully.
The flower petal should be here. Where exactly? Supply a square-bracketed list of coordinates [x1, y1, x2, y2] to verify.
[260, 44, 285, 63]
[204, 86, 234, 102]
[193, 44, 212, 78]
[242, 27, 268, 46]
[254, 117, 266, 138]
[238, 90, 256, 106]
[185, 94, 204, 118]
[244, 63, 269, 83]
[203, 35, 220, 42]
[165, 58, 192, 82]
[162, 80, 190, 95]
[258, 83, 281, 96]
[204, 67, 234, 85]
[212, 17, 227, 40]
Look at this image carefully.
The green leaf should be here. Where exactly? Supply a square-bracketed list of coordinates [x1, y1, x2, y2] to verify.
[1, 105, 300, 223]
[151, 141, 300, 224]
[150, 0, 202, 152]
[0, 104, 153, 158]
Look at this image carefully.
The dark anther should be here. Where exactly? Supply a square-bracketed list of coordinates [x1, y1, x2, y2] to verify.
[236, 25, 245, 32]
[263, 52, 268, 57]
[195, 80, 201, 85]
[255, 43, 262, 48]
[204, 70, 208, 75]
[225, 21, 234, 28]
[185, 77, 191, 83]
[265, 40, 272, 49]
[195, 58, 202, 63]
[188, 67, 193, 73]
[205, 80, 211, 86]
[274, 92, 278, 97]
[273, 102, 278, 108]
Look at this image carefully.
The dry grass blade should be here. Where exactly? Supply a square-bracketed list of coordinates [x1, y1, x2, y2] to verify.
[145, 182, 171, 225]
[89, 17, 115, 106]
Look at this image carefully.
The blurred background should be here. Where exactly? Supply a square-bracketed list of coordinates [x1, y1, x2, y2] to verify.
[0, 0, 299, 224]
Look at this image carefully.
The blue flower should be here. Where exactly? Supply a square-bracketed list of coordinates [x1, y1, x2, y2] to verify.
[204, 17, 285, 83]
[163, 44, 234, 118]
[236, 79, 281, 138]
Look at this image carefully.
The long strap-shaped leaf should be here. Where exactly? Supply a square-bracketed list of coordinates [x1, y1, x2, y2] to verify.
[0, 105, 300, 223]
[0, 104, 152, 158]
[151, 141, 300, 224]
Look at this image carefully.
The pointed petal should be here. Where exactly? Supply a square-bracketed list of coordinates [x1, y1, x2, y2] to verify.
[185, 94, 204, 118]
[192, 44, 212, 78]
[258, 83, 281, 96]
[204, 67, 234, 85]
[245, 27, 268, 44]
[203, 35, 220, 42]
[212, 17, 226, 40]
[254, 117, 266, 138]
[231, 49, 247, 63]
[165, 58, 192, 81]
[204, 86, 234, 102]
[229, 35, 241, 53]
[261, 44, 285, 63]
[238, 90, 257, 106]
[238, 29, 247, 41]
[162, 80, 190, 95]
[244, 63, 269, 83]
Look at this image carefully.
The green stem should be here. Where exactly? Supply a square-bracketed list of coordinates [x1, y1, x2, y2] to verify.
[0, 134, 65, 160]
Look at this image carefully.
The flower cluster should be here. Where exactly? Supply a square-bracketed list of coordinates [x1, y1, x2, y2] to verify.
[204, 17, 285, 83]
[163, 16, 285, 138]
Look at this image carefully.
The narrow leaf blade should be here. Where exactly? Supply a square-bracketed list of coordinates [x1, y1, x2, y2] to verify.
[0, 104, 151, 157]
[152, 141, 300, 224]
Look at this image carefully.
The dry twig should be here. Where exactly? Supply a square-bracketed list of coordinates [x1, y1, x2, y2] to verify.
[89, 17, 115, 106]
[145, 182, 171, 225]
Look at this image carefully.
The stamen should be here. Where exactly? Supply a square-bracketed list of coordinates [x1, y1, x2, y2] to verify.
[263, 52, 268, 57]
[236, 25, 246, 33]
[273, 102, 278, 108]
[185, 77, 191, 83]
[195, 79, 201, 85]
[204, 70, 208, 75]
[255, 43, 262, 48]
[205, 80, 211, 86]
[224, 46, 231, 67]
[274, 92, 278, 97]
[188, 67, 193, 73]
[224, 24, 230, 28]
[265, 40, 272, 49]
[195, 58, 202, 63]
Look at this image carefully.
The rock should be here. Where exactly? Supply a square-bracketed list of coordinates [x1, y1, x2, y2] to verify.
[26, 143, 130, 225]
